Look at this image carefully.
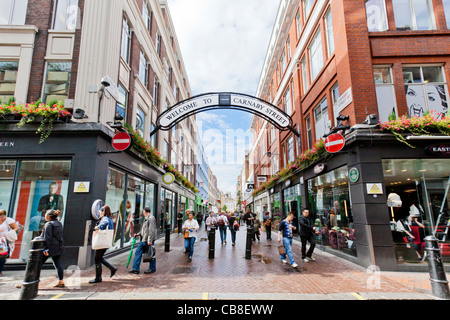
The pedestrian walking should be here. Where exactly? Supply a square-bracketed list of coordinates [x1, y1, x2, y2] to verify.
[89, 205, 118, 284]
[263, 211, 273, 241]
[228, 213, 237, 246]
[206, 211, 217, 231]
[177, 210, 184, 234]
[0, 209, 19, 277]
[183, 211, 199, 262]
[299, 208, 318, 262]
[244, 210, 255, 242]
[253, 217, 261, 241]
[196, 212, 203, 229]
[129, 207, 157, 274]
[41, 209, 65, 288]
[217, 212, 229, 245]
[278, 212, 298, 268]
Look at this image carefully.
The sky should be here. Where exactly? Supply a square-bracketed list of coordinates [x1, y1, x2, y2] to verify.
[167, 0, 281, 197]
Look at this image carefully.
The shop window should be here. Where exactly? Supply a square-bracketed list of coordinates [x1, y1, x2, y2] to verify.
[0, 0, 28, 25]
[324, 8, 334, 57]
[314, 97, 329, 140]
[53, 0, 79, 30]
[43, 62, 72, 104]
[403, 66, 448, 119]
[365, 0, 389, 32]
[283, 184, 302, 235]
[444, 0, 450, 28]
[10, 160, 71, 262]
[106, 167, 126, 250]
[0, 62, 18, 104]
[0, 160, 16, 213]
[309, 28, 323, 82]
[374, 66, 397, 122]
[126, 175, 145, 246]
[383, 159, 450, 264]
[393, 0, 436, 31]
[161, 188, 175, 232]
[308, 166, 356, 257]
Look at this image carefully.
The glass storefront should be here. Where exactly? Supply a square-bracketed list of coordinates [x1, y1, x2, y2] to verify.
[383, 159, 450, 264]
[106, 167, 156, 251]
[308, 166, 356, 257]
[2, 160, 71, 262]
[160, 188, 176, 232]
[283, 184, 302, 236]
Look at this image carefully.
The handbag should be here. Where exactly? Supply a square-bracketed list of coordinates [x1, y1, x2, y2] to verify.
[92, 225, 114, 250]
[278, 244, 286, 256]
[143, 244, 156, 263]
[184, 230, 190, 239]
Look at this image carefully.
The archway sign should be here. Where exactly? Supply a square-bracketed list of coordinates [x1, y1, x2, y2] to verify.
[150, 92, 300, 137]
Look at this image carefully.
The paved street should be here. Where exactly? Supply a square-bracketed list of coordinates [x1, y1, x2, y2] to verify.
[0, 224, 441, 301]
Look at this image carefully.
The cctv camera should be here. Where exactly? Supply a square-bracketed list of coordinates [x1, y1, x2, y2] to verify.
[101, 76, 111, 88]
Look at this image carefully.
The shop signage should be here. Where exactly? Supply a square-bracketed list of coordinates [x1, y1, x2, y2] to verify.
[74, 181, 90, 193]
[0, 141, 15, 148]
[163, 172, 175, 185]
[112, 132, 132, 151]
[334, 87, 353, 115]
[325, 133, 345, 153]
[366, 183, 383, 195]
[349, 167, 360, 183]
[425, 144, 450, 157]
[314, 163, 326, 174]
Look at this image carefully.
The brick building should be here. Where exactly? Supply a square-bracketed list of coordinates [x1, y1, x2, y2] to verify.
[250, 0, 450, 271]
[0, 0, 204, 269]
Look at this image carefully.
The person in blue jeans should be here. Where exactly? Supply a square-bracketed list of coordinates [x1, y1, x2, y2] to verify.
[278, 212, 298, 268]
[217, 212, 229, 245]
[183, 211, 199, 262]
[129, 207, 157, 274]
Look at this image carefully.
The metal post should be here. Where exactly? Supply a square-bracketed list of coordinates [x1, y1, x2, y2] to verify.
[208, 226, 216, 259]
[19, 236, 46, 300]
[424, 236, 450, 300]
[245, 226, 253, 260]
[165, 223, 171, 252]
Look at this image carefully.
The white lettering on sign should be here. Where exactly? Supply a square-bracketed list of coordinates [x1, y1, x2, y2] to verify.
[334, 87, 353, 115]
[0, 142, 15, 147]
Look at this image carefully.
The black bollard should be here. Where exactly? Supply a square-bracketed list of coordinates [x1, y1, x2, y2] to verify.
[19, 236, 46, 300]
[245, 226, 253, 260]
[165, 223, 171, 252]
[424, 236, 450, 300]
[208, 226, 216, 259]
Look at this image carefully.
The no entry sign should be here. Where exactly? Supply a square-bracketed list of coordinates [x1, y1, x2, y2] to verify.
[112, 132, 132, 151]
[325, 133, 345, 153]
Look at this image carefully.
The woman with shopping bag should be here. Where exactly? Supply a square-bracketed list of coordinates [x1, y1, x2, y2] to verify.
[0, 209, 19, 277]
[89, 205, 117, 284]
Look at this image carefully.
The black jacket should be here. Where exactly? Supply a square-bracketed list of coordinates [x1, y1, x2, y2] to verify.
[41, 220, 64, 257]
[299, 215, 315, 237]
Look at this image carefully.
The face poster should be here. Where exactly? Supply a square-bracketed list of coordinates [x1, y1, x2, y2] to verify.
[406, 85, 448, 119]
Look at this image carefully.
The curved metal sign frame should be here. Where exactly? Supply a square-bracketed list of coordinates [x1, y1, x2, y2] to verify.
[151, 92, 300, 137]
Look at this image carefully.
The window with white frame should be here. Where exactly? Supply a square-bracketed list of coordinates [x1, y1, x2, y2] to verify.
[136, 106, 146, 137]
[43, 62, 72, 104]
[444, 0, 450, 28]
[153, 76, 160, 108]
[53, 0, 79, 30]
[309, 29, 323, 82]
[139, 51, 148, 86]
[286, 36, 291, 61]
[156, 33, 162, 57]
[121, 18, 132, 64]
[163, 140, 169, 161]
[314, 97, 329, 140]
[324, 8, 334, 57]
[142, 1, 152, 33]
[403, 66, 448, 119]
[374, 66, 397, 122]
[303, 0, 315, 21]
[331, 82, 340, 122]
[287, 136, 295, 163]
[116, 84, 127, 122]
[393, 0, 435, 31]
[150, 123, 156, 147]
[365, 0, 389, 32]
[0, 0, 28, 25]
[296, 11, 302, 38]
[272, 154, 279, 175]
[305, 115, 313, 148]
[0, 62, 19, 104]
[301, 56, 308, 94]
[284, 86, 292, 116]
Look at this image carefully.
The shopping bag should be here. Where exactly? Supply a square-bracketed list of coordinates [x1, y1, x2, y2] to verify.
[92, 226, 114, 250]
[278, 244, 286, 256]
[143, 244, 156, 263]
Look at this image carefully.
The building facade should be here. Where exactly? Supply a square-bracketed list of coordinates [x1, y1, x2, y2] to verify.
[0, 0, 207, 269]
[250, 0, 450, 271]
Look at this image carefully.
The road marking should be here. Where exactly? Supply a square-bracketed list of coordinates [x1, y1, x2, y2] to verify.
[202, 292, 209, 300]
[50, 293, 65, 300]
[351, 292, 365, 300]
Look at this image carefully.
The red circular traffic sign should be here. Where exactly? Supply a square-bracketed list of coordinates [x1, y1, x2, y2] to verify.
[325, 133, 345, 153]
[112, 132, 132, 151]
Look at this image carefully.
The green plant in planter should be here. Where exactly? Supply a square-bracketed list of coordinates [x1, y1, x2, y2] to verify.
[17, 102, 72, 144]
[0, 102, 23, 120]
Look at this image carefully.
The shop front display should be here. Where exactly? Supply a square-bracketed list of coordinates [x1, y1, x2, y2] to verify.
[283, 184, 301, 236]
[307, 166, 356, 257]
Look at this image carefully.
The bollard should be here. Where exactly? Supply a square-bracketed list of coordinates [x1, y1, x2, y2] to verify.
[424, 236, 450, 300]
[208, 226, 216, 259]
[245, 226, 253, 260]
[19, 236, 46, 300]
[165, 223, 171, 252]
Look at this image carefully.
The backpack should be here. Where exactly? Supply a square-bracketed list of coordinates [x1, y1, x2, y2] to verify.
[233, 221, 240, 231]
[0, 237, 9, 258]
